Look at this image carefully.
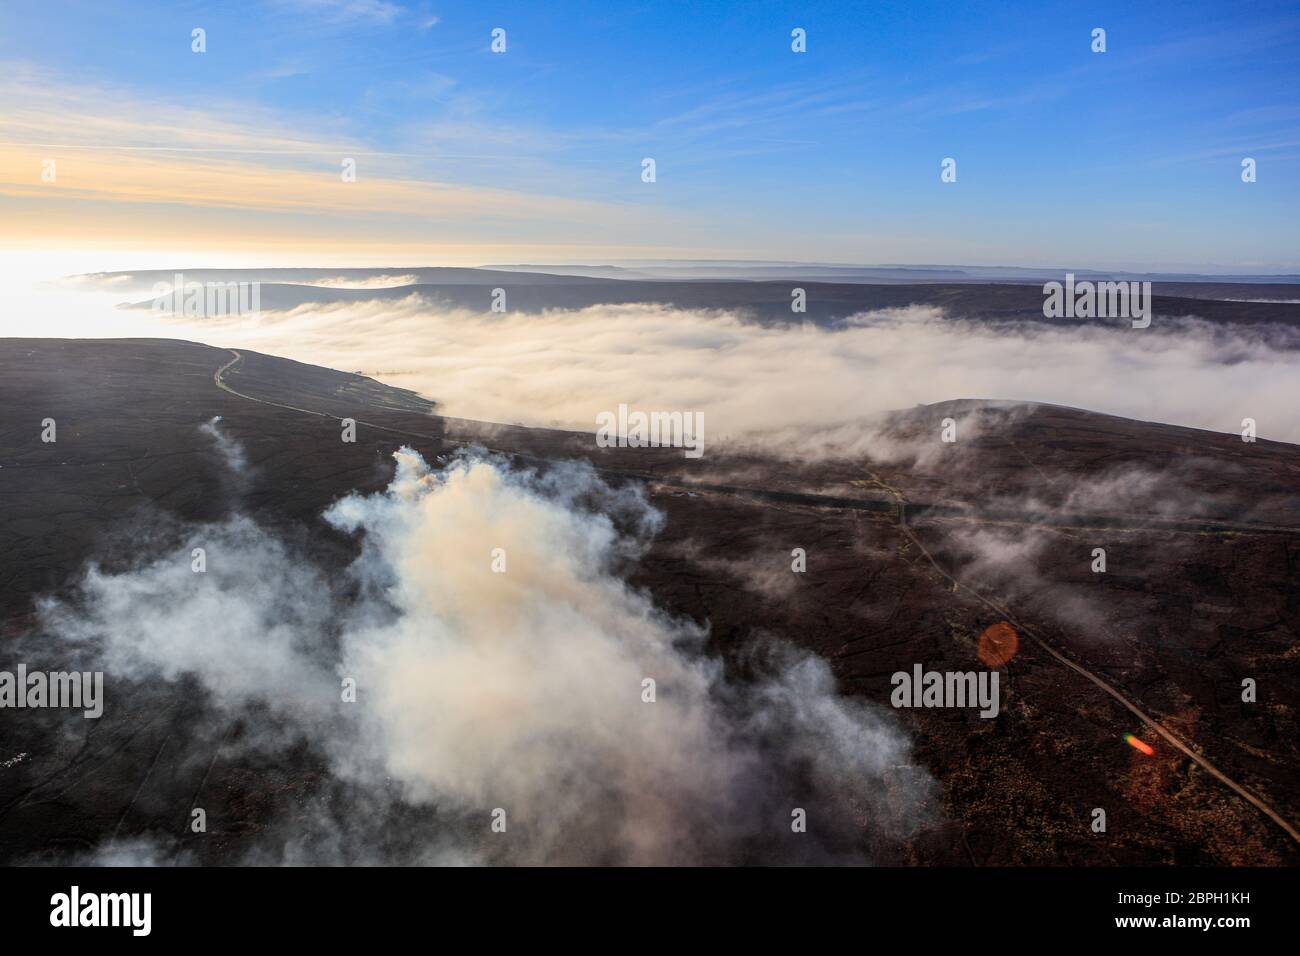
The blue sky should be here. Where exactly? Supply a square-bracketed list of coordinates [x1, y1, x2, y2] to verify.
[0, 0, 1297, 270]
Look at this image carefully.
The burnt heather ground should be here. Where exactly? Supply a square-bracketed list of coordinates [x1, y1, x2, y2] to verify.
[1, 339, 1297, 864]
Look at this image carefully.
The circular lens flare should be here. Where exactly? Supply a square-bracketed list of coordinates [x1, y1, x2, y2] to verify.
[977, 622, 1019, 667]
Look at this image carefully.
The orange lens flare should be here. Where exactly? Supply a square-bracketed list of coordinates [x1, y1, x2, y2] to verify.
[1124, 733, 1154, 756]
[977, 622, 1019, 667]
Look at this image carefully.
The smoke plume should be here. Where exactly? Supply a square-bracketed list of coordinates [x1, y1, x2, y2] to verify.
[40, 447, 934, 864]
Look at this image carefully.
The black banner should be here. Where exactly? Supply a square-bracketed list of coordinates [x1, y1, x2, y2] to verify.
[0, 866, 1283, 942]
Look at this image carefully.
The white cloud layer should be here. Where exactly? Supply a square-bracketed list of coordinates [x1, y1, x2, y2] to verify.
[161, 295, 1300, 446]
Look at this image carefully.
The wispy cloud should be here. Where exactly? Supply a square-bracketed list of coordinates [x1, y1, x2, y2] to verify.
[0, 66, 689, 253]
[278, 0, 404, 25]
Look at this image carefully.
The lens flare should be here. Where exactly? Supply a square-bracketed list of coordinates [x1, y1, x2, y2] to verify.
[977, 622, 1019, 667]
[1123, 733, 1154, 756]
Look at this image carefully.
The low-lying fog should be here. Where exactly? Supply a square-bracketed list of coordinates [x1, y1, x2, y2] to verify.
[8, 272, 1300, 446]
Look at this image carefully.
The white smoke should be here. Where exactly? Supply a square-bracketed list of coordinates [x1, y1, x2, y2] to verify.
[40, 448, 934, 864]
[200, 416, 250, 475]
